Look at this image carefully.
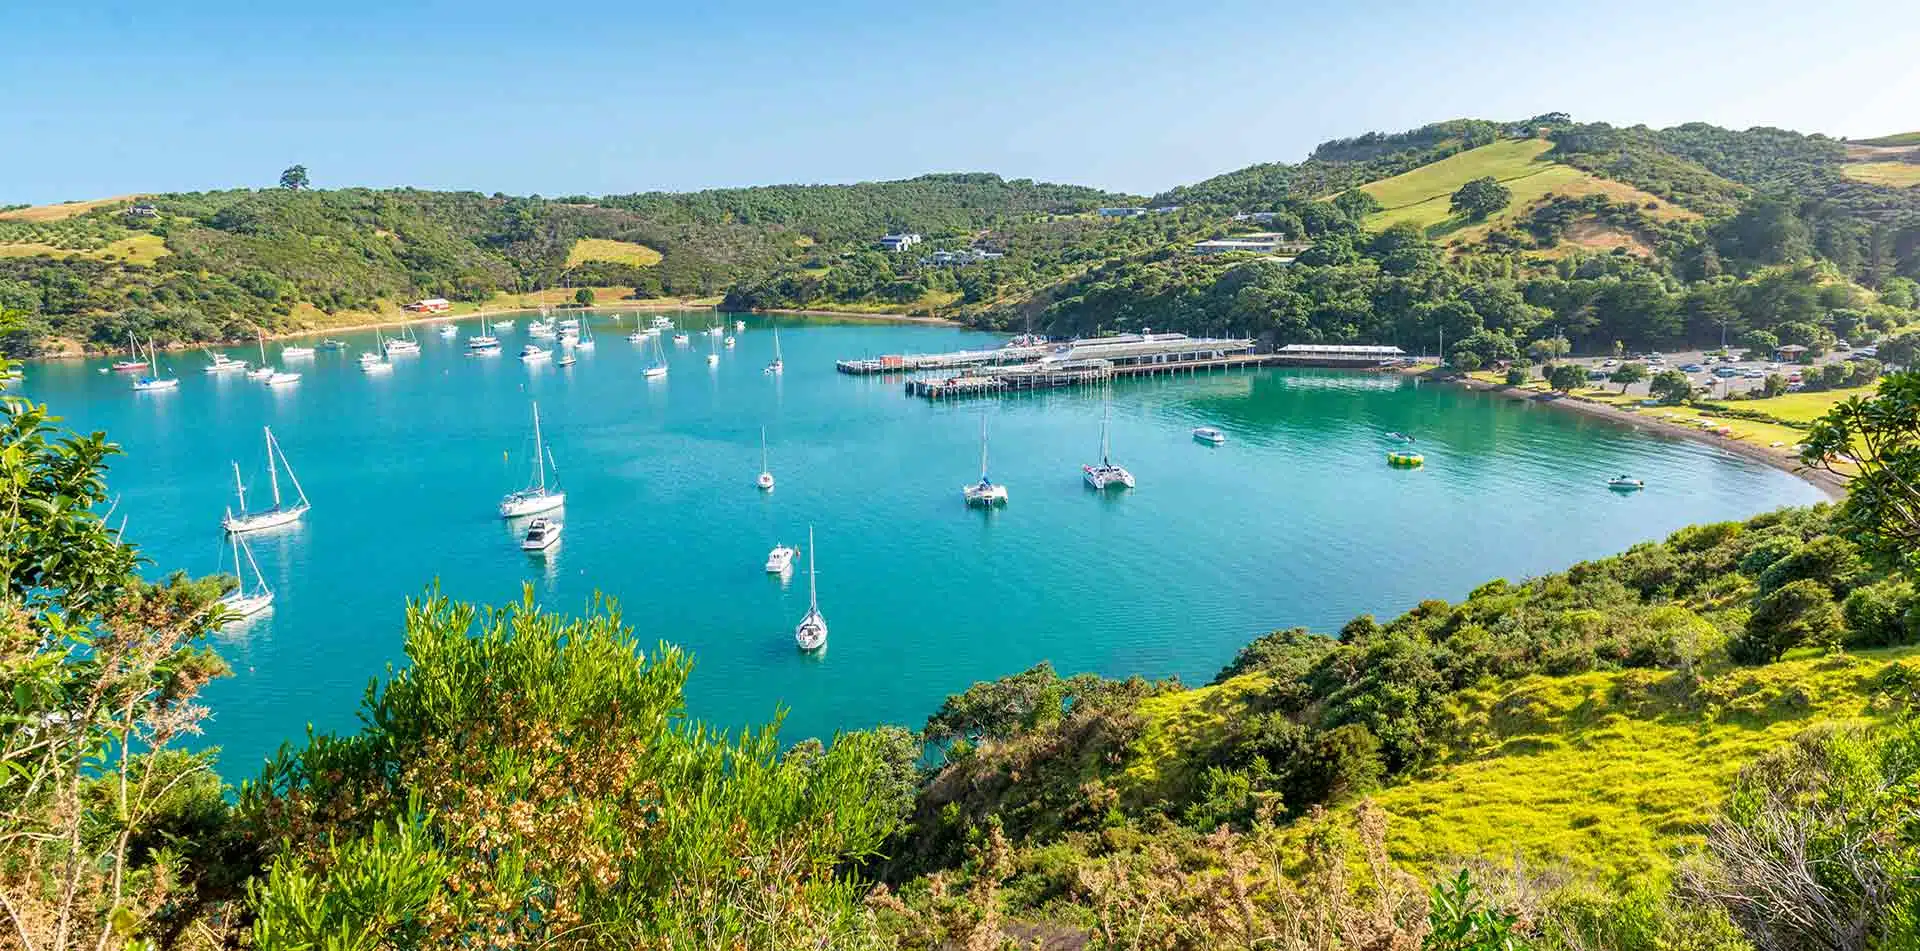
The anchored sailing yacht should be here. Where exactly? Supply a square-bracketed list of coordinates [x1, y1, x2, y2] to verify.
[644, 334, 668, 379]
[222, 427, 311, 533]
[1083, 401, 1134, 490]
[112, 332, 150, 372]
[383, 325, 421, 355]
[793, 527, 827, 651]
[438, 322, 458, 339]
[962, 417, 1009, 506]
[734, 319, 746, 332]
[765, 543, 796, 573]
[217, 534, 274, 620]
[575, 320, 596, 351]
[757, 427, 775, 491]
[625, 315, 650, 342]
[467, 316, 500, 352]
[706, 331, 720, 366]
[499, 402, 566, 518]
[765, 326, 783, 375]
[131, 341, 178, 391]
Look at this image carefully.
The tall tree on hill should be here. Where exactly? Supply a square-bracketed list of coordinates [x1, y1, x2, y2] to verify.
[278, 165, 310, 191]
[1803, 372, 1920, 567]
[1449, 176, 1512, 220]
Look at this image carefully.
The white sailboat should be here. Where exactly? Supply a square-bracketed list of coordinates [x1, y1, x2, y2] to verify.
[131, 340, 178, 391]
[575, 320, 596, 351]
[706, 330, 720, 366]
[765, 326, 783, 375]
[793, 526, 827, 651]
[217, 533, 274, 620]
[383, 324, 421, 355]
[499, 402, 566, 518]
[757, 427, 775, 491]
[672, 332, 690, 346]
[734, 319, 746, 332]
[468, 315, 500, 352]
[724, 334, 736, 349]
[962, 416, 1009, 506]
[625, 314, 649, 343]
[644, 333, 668, 379]
[281, 343, 315, 359]
[246, 334, 276, 380]
[1083, 399, 1134, 490]
[222, 427, 310, 533]
[438, 322, 458, 339]
[704, 319, 724, 337]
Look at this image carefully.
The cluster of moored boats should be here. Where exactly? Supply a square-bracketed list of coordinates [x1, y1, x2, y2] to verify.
[122, 313, 767, 389]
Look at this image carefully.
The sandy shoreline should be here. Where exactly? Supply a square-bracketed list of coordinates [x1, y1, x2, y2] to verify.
[1446, 373, 1847, 499]
[264, 299, 714, 343]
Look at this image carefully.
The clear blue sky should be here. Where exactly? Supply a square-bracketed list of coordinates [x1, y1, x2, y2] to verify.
[2, 0, 1915, 204]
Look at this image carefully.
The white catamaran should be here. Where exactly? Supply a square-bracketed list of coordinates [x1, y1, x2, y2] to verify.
[793, 526, 827, 651]
[1083, 399, 1135, 490]
[222, 427, 310, 534]
[757, 427, 775, 491]
[499, 402, 566, 518]
[962, 416, 1009, 506]
[217, 534, 275, 620]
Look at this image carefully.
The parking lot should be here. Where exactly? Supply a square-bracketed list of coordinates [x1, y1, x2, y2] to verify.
[1541, 343, 1884, 400]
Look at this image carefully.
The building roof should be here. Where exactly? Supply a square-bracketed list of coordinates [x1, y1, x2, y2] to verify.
[1277, 343, 1407, 356]
[1776, 344, 1809, 351]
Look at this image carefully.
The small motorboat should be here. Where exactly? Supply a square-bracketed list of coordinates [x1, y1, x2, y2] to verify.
[281, 345, 315, 359]
[651, 315, 674, 330]
[556, 354, 576, 367]
[673, 333, 690, 346]
[1192, 427, 1226, 445]
[1607, 475, 1646, 490]
[519, 345, 551, 363]
[558, 317, 580, 330]
[1387, 431, 1414, 443]
[263, 371, 301, 386]
[724, 335, 736, 349]
[520, 516, 562, 551]
[644, 365, 667, 379]
[438, 324, 457, 338]
[316, 338, 347, 351]
[765, 544, 796, 573]
[204, 352, 248, 374]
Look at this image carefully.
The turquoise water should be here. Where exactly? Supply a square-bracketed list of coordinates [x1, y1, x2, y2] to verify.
[20, 313, 1826, 777]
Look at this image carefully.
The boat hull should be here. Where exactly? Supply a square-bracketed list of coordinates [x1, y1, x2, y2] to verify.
[1084, 465, 1135, 489]
[963, 483, 1009, 506]
[224, 505, 307, 535]
[218, 592, 274, 619]
[500, 491, 565, 519]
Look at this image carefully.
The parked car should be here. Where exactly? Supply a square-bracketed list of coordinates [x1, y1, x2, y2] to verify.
[1587, 369, 1610, 381]
[1713, 367, 1740, 378]
[1680, 363, 1706, 373]
[1602, 358, 1619, 367]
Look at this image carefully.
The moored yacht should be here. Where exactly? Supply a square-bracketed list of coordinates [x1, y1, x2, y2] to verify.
[519, 344, 551, 363]
[1607, 475, 1646, 490]
[520, 516, 562, 551]
[1083, 401, 1134, 490]
[204, 351, 248, 373]
[131, 340, 178, 391]
[263, 370, 301, 386]
[756, 427, 775, 491]
[217, 534, 274, 620]
[499, 402, 566, 518]
[765, 544, 796, 573]
[962, 416, 1009, 506]
[650, 315, 674, 330]
[222, 427, 311, 534]
[1192, 426, 1226, 445]
[793, 527, 827, 652]
[765, 326, 783, 374]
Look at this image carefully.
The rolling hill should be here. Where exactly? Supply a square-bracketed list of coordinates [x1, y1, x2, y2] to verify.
[1355, 138, 1696, 249]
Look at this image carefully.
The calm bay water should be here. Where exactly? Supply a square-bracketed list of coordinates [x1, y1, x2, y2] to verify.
[21, 312, 1826, 776]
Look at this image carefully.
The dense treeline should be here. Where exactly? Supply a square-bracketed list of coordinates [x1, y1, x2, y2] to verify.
[0, 174, 1130, 355]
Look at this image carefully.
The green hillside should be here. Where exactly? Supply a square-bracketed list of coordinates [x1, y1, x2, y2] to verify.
[1356, 138, 1694, 244]
[1857, 131, 1920, 147]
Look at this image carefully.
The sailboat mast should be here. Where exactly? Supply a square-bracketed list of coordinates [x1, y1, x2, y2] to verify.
[232, 461, 248, 514]
[230, 533, 242, 588]
[807, 527, 818, 610]
[979, 417, 990, 479]
[265, 428, 282, 507]
[531, 403, 546, 492]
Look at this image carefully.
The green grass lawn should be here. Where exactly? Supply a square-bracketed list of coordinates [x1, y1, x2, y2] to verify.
[1841, 162, 1920, 188]
[1371, 649, 1917, 878]
[1357, 140, 1692, 244]
[565, 237, 664, 268]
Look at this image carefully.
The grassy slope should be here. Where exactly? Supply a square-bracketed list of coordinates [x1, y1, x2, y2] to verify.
[0, 196, 138, 222]
[0, 233, 168, 265]
[1358, 139, 1694, 244]
[1117, 647, 1914, 881]
[1841, 162, 1920, 187]
[1374, 649, 1913, 878]
[566, 237, 664, 267]
[1856, 132, 1920, 147]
